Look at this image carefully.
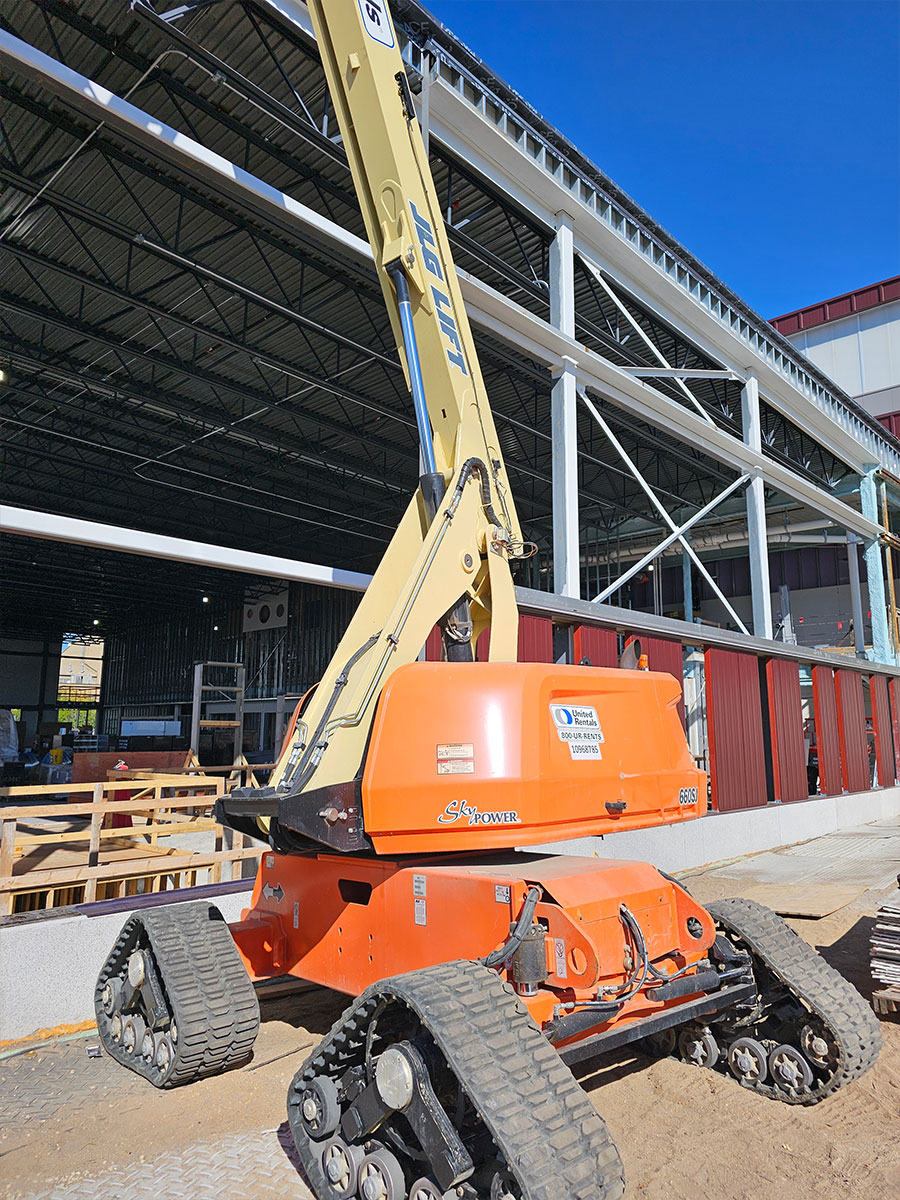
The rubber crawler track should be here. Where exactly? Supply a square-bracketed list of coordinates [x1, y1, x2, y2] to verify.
[707, 898, 882, 1105]
[288, 959, 625, 1200]
[95, 902, 259, 1087]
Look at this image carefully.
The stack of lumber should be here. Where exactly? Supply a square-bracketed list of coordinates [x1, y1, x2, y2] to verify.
[870, 881, 900, 1015]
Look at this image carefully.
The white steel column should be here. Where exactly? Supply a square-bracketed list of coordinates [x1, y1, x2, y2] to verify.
[550, 212, 580, 598]
[860, 469, 893, 664]
[846, 534, 867, 656]
[742, 373, 774, 639]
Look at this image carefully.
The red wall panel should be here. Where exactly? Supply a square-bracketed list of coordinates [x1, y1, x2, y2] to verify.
[835, 669, 869, 793]
[476, 615, 554, 663]
[423, 626, 442, 661]
[870, 674, 895, 787]
[812, 666, 842, 796]
[572, 625, 617, 668]
[890, 679, 900, 780]
[642, 636, 685, 726]
[765, 659, 807, 802]
[704, 648, 768, 811]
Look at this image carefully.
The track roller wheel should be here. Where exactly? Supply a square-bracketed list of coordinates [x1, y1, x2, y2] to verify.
[768, 1045, 814, 1095]
[800, 1021, 838, 1069]
[358, 1144, 407, 1200]
[678, 1025, 719, 1068]
[408, 1178, 446, 1200]
[122, 1014, 146, 1056]
[321, 1137, 365, 1199]
[727, 1037, 768, 1085]
[298, 1075, 341, 1140]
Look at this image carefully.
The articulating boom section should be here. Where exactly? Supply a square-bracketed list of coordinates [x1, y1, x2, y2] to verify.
[223, 0, 530, 848]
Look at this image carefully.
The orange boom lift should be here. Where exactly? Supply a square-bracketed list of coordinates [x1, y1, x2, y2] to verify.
[95, 3, 880, 1197]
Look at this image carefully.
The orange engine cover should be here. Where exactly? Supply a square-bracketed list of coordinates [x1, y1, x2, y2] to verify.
[361, 661, 706, 854]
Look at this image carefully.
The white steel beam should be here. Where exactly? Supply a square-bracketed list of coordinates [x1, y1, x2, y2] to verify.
[742, 374, 774, 640]
[0, 506, 372, 591]
[550, 213, 580, 598]
[0, 31, 882, 543]
[860, 469, 894, 665]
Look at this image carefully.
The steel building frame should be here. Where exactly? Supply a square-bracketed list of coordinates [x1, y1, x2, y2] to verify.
[1, 0, 898, 668]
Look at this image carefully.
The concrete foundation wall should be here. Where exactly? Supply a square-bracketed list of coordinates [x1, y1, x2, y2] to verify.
[0, 884, 253, 1044]
[536, 785, 900, 874]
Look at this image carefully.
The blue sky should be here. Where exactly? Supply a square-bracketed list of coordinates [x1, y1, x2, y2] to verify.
[425, 1, 900, 318]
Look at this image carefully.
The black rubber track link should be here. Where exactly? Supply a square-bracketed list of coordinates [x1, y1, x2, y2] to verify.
[707, 897, 881, 1105]
[288, 959, 625, 1200]
[95, 901, 259, 1087]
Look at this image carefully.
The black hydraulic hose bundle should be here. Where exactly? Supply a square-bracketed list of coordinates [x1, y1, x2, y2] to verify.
[482, 886, 542, 969]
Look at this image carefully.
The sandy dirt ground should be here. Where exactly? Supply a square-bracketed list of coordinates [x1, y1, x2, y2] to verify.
[1, 877, 898, 1200]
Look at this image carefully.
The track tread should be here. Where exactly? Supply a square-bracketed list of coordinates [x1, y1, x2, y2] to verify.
[707, 897, 881, 1105]
[290, 959, 624, 1200]
[95, 902, 259, 1087]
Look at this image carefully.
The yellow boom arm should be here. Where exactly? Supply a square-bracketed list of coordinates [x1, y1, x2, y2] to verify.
[227, 0, 528, 838]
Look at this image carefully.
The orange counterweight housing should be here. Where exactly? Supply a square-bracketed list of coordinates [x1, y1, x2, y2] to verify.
[230, 852, 717, 1034]
[360, 661, 706, 854]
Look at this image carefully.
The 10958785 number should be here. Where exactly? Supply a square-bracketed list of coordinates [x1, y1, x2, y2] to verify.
[678, 787, 699, 806]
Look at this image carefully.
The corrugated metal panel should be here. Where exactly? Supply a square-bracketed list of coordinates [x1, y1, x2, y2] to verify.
[423, 626, 442, 661]
[812, 666, 843, 796]
[870, 674, 895, 787]
[835, 669, 869, 793]
[704, 648, 768, 812]
[766, 659, 808, 802]
[642, 636, 685, 727]
[518, 616, 554, 662]
[476, 616, 554, 663]
[572, 626, 617, 668]
[890, 679, 900, 780]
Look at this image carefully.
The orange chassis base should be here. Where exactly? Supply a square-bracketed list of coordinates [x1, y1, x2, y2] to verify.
[229, 850, 720, 1044]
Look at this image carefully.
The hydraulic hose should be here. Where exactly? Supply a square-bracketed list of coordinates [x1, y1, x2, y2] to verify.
[482, 886, 542, 969]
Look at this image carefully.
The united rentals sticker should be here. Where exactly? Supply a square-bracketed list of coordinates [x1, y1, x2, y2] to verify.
[550, 703, 604, 760]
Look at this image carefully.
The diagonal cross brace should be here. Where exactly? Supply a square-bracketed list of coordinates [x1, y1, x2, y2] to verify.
[579, 389, 751, 634]
[578, 254, 717, 428]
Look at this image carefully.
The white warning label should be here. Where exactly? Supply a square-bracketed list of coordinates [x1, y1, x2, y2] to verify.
[437, 743, 474, 759]
[437, 759, 475, 775]
[550, 703, 604, 760]
[414, 896, 427, 926]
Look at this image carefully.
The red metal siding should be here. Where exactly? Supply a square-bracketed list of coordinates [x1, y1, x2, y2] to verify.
[423, 626, 442, 661]
[835, 669, 869, 793]
[766, 659, 808, 802]
[572, 625, 617, 668]
[770, 275, 900, 334]
[704, 648, 768, 811]
[476, 616, 553, 663]
[812, 667, 842, 796]
[871, 674, 895, 787]
[641, 636, 685, 726]
[890, 679, 900, 780]
[517, 615, 554, 663]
